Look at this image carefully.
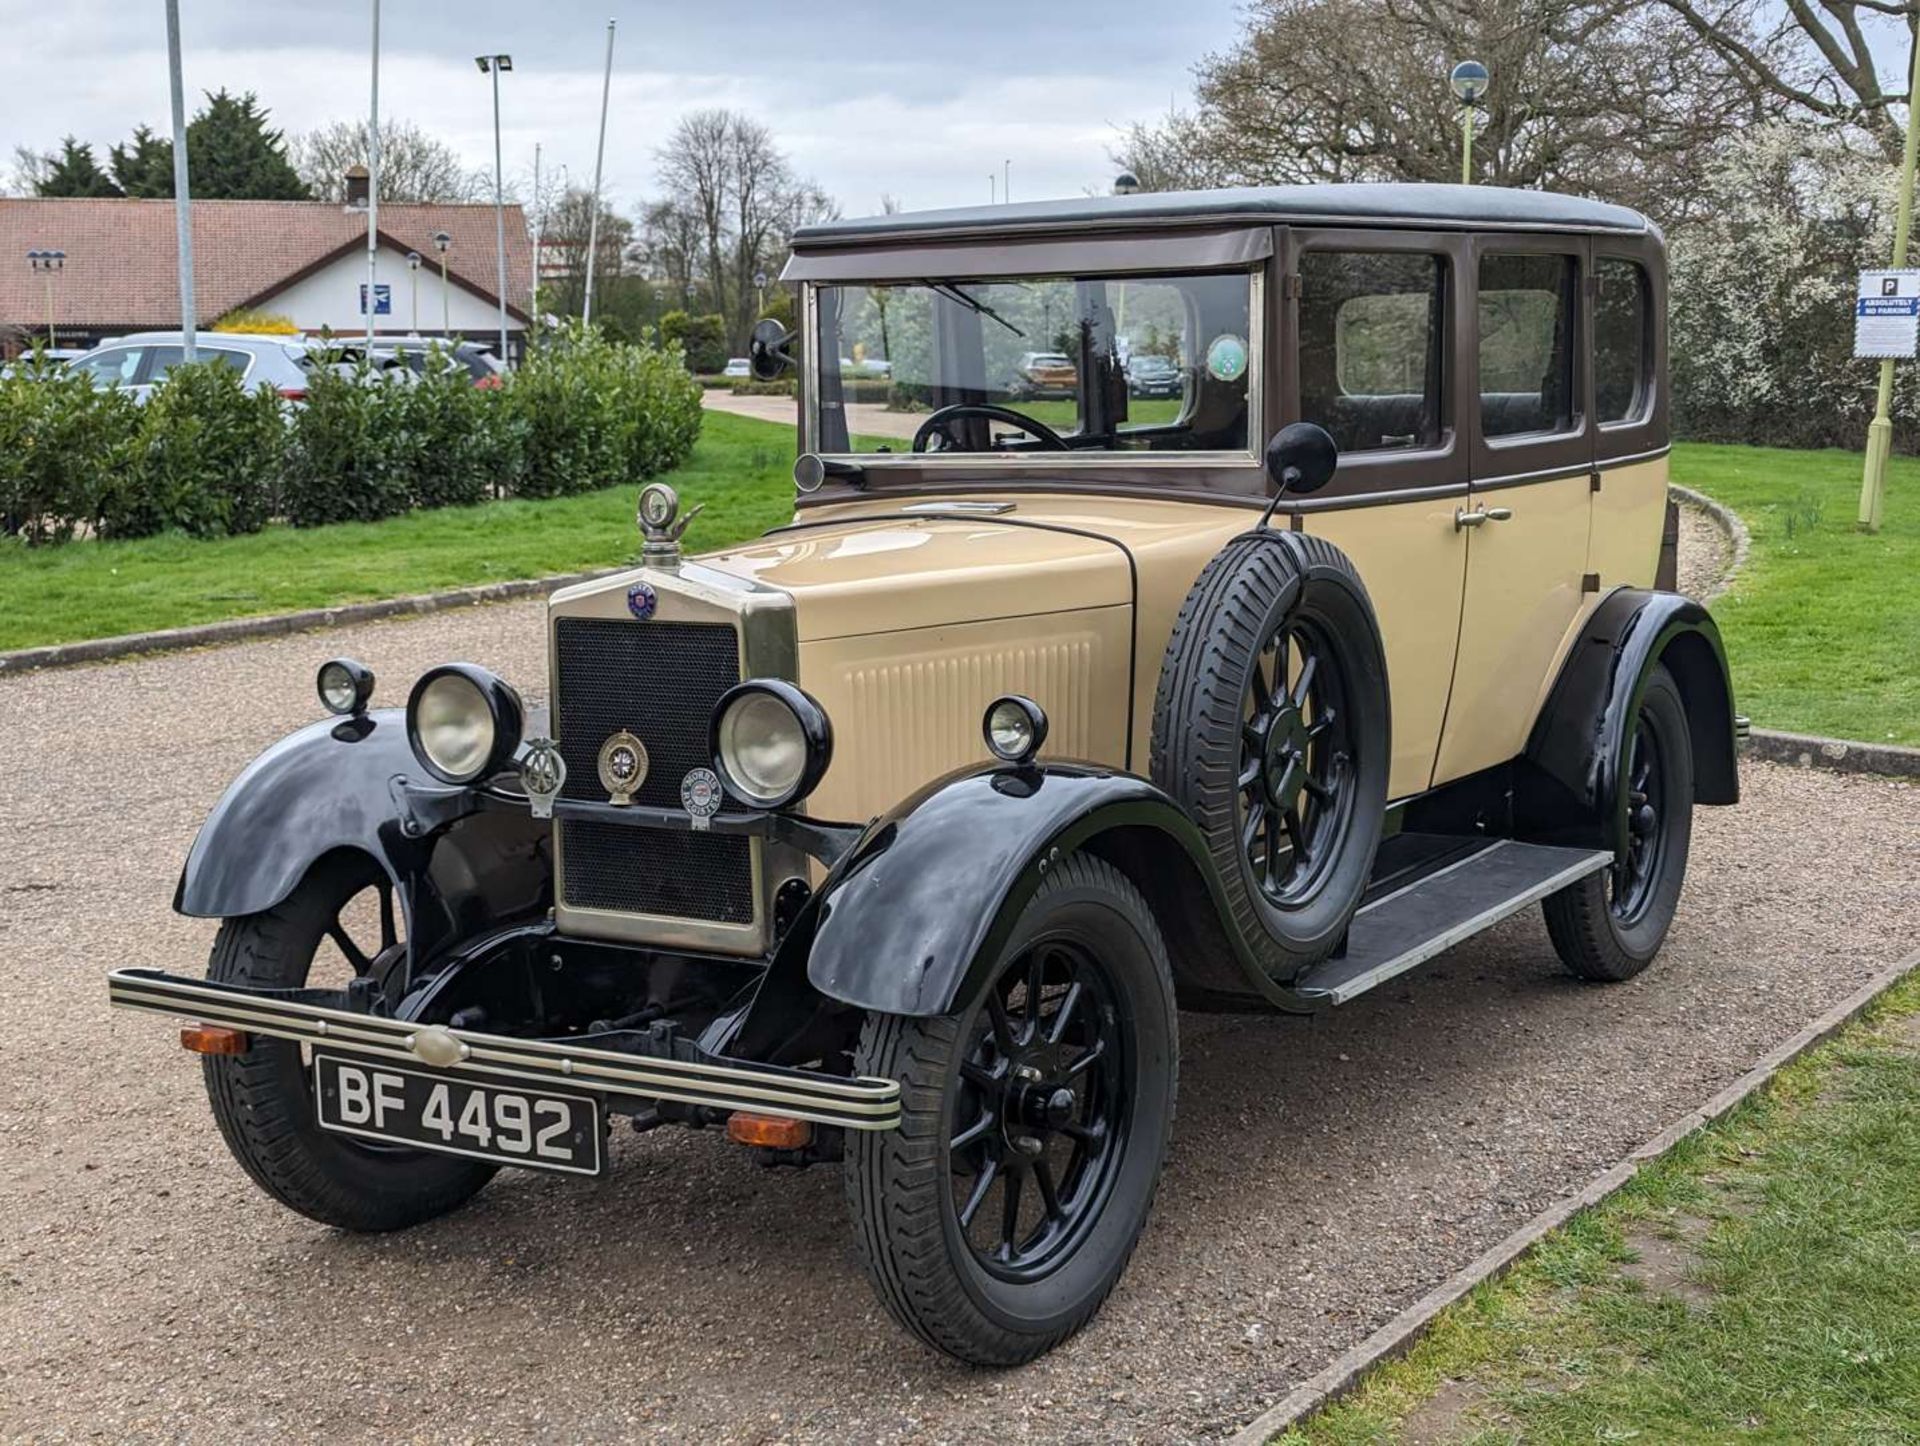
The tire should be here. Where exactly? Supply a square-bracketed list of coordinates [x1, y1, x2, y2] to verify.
[1151, 530, 1391, 981]
[1543, 663, 1695, 982]
[201, 854, 496, 1231]
[845, 854, 1177, 1365]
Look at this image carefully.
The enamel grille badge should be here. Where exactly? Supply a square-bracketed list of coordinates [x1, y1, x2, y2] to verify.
[519, 737, 567, 819]
[626, 581, 657, 620]
[596, 730, 649, 806]
[680, 767, 723, 830]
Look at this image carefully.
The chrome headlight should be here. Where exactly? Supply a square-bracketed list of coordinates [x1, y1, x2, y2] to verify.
[316, 657, 374, 716]
[710, 679, 832, 810]
[406, 664, 524, 785]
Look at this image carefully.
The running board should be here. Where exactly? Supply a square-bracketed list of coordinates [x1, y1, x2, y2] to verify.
[1295, 839, 1611, 1005]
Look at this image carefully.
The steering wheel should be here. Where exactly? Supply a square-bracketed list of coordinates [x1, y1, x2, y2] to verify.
[911, 403, 1071, 453]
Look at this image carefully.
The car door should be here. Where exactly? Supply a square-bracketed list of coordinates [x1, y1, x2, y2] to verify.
[1285, 227, 1471, 800]
[1432, 235, 1593, 785]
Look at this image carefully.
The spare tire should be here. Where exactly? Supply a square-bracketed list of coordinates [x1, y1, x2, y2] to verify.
[1150, 530, 1390, 983]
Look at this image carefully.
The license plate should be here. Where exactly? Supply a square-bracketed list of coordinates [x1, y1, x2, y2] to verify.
[312, 1053, 604, 1176]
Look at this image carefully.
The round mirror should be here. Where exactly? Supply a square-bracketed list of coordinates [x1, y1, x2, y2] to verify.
[1264, 422, 1340, 497]
[749, 318, 793, 381]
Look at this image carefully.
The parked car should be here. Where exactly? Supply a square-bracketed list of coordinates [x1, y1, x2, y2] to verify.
[0, 347, 85, 378]
[1126, 352, 1184, 398]
[111, 184, 1738, 1370]
[1009, 349, 1076, 399]
[374, 338, 505, 388]
[65, 332, 316, 402]
[723, 356, 752, 379]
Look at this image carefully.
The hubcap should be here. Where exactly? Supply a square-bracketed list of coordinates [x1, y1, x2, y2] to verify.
[947, 939, 1129, 1281]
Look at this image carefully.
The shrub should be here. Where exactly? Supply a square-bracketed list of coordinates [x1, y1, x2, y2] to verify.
[511, 324, 702, 498]
[660, 310, 729, 373]
[212, 307, 300, 335]
[399, 349, 516, 510]
[281, 361, 415, 526]
[0, 353, 138, 544]
[97, 361, 284, 539]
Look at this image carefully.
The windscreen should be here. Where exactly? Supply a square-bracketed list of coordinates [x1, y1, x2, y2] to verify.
[810, 270, 1254, 457]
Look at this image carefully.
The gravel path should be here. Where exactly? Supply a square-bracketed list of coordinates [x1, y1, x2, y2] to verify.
[1676, 502, 1732, 601]
[2, 603, 1914, 1444]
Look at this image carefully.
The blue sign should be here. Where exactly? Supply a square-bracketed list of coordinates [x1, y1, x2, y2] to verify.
[358, 283, 393, 316]
[1856, 297, 1920, 317]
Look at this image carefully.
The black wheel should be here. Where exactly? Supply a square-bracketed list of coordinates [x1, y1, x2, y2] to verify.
[201, 854, 496, 1230]
[1152, 531, 1390, 981]
[845, 853, 1177, 1365]
[1543, 663, 1695, 982]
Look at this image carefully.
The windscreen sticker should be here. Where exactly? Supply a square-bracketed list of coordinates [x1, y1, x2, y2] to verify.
[1205, 333, 1249, 383]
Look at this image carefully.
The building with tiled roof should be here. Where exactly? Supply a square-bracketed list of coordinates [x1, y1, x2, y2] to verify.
[1, 189, 533, 358]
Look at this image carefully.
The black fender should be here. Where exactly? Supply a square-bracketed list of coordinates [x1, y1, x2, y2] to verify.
[804, 761, 1317, 1019]
[174, 709, 549, 964]
[1516, 587, 1739, 851]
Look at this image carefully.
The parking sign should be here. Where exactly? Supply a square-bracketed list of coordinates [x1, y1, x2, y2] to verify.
[1853, 270, 1920, 358]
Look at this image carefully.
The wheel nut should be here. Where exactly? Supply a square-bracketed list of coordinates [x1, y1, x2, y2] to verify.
[1012, 1135, 1044, 1157]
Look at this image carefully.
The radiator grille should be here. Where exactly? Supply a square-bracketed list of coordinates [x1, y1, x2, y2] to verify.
[552, 616, 752, 924]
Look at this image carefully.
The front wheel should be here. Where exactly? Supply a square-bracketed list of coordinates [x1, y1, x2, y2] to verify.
[845, 854, 1177, 1365]
[1543, 662, 1695, 982]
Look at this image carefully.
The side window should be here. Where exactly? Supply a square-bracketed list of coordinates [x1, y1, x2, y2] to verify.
[148, 345, 249, 379]
[75, 347, 144, 386]
[1477, 253, 1577, 439]
[1594, 259, 1649, 425]
[1299, 251, 1445, 455]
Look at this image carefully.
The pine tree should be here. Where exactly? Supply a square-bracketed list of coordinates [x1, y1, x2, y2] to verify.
[109, 125, 175, 198]
[185, 90, 310, 200]
[35, 137, 122, 197]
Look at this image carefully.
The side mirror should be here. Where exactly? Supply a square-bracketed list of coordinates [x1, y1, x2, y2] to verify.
[749, 318, 795, 381]
[1265, 422, 1339, 497]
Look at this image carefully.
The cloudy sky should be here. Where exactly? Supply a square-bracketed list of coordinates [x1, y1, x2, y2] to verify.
[3, 0, 1240, 220]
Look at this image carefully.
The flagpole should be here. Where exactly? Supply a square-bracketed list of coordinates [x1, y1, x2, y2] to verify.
[164, 0, 196, 361]
[583, 18, 616, 327]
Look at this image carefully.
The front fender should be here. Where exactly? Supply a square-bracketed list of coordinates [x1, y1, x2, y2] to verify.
[805, 762, 1312, 1018]
[1517, 588, 1739, 850]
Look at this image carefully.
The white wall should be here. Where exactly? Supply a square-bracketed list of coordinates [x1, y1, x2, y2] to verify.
[260, 242, 522, 340]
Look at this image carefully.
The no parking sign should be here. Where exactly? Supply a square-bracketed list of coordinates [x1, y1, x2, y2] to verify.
[1853, 269, 1920, 358]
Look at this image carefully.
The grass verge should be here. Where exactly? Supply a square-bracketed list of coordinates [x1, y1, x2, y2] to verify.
[0, 411, 799, 654]
[1670, 441, 1918, 746]
[1276, 969, 1920, 1445]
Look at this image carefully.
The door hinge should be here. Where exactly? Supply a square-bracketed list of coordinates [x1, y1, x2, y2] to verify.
[1589, 468, 1602, 493]
[1282, 274, 1303, 300]
[1582, 572, 1601, 593]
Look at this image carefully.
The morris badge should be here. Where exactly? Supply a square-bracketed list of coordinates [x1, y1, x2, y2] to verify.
[596, 730, 650, 806]
[680, 767, 723, 831]
[626, 581, 657, 620]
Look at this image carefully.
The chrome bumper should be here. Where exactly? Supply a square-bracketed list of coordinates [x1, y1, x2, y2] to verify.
[107, 968, 901, 1132]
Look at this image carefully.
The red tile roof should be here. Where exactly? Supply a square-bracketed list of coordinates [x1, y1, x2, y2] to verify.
[0, 197, 533, 328]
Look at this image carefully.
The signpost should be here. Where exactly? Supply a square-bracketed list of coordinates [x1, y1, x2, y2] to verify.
[1854, 271, 1920, 360]
[1856, 34, 1920, 534]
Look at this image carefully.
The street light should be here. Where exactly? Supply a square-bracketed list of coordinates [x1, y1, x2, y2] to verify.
[475, 53, 513, 366]
[1450, 60, 1489, 185]
[1113, 172, 1141, 196]
[433, 230, 452, 339]
[26, 249, 65, 349]
[406, 250, 422, 334]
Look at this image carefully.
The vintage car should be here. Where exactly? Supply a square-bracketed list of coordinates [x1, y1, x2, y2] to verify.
[110, 183, 1738, 1368]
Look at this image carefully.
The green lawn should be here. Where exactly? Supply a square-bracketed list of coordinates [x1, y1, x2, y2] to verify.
[0, 411, 799, 653]
[1670, 441, 1918, 746]
[1278, 974, 1920, 1445]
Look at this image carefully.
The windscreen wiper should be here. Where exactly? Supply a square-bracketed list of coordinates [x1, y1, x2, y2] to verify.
[926, 282, 1024, 337]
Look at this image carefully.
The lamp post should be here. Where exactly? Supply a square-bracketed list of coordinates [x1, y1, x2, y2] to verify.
[406, 250, 422, 333]
[165, 0, 196, 361]
[584, 18, 616, 329]
[1004, 158, 1011, 204]
[475, 53, 513, 365]
[1113, 172, 1141, 196]
[26, 250, 64, 348]
[1450, 60, 1489, 184]
[367, 0, 382, 348]
[1857, 35, 1920, 532]
[433, 230, 452, 339]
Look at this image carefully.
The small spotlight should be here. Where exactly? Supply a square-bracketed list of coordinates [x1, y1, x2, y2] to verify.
[983, 695, 1048, 765]
[316, 657, 375, 717]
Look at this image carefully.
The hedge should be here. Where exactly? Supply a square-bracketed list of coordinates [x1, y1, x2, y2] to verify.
[0, 325, 703, 544]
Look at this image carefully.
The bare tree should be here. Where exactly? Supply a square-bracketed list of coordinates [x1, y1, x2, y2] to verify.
[293, 118, 485, 203]
[654, 109, 836, 346]
[1116, 0, 1773, 224]
[6, 145, 51, 197]
[541, 186, 633, 319]
[1652, 0, 1916, 162]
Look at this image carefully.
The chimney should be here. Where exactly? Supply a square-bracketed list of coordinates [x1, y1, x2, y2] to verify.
[344, 165, 370, 210]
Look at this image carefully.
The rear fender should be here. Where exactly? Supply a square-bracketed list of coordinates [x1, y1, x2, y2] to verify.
[174, 709, 549, 964]
[1517, 588, 1738, 851]
[803, 762, 1315, 1019]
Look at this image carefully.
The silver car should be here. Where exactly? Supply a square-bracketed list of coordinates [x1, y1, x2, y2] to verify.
[66, 332, 318, 402]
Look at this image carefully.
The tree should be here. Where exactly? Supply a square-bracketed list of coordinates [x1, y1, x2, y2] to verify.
[1114, 0, 1770, 224]
[184, 89, 308, 200]
[540, 186, 635, 321]
[8, 145, 51, 196]
[110, 126, 175, 198]
[653, 109, 836, 347]
[292, 119, 485, 203]
[35, 137, 120, 198]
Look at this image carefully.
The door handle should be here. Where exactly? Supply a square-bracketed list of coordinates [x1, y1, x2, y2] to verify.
[1455, 506, 1515, 530]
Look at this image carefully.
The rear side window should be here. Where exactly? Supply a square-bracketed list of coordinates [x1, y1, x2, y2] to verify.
[1478, 253, 1577, 439]
[1298, 251, 1445, 454]
[1594, 259, 1650, 425]
[146, 345, 251, 380]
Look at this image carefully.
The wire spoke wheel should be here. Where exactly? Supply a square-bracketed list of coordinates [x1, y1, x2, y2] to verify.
[1236, 619, 1356, 911]
[946, 938, 1130, 1282]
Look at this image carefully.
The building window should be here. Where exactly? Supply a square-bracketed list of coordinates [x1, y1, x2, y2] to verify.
[1478, 252, 1577, 439]
[1299, 251, 1445, 454]
[1594, 258, 1650, 425]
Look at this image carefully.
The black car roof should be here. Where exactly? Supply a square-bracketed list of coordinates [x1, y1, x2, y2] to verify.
[794, 183, 1653, 247]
